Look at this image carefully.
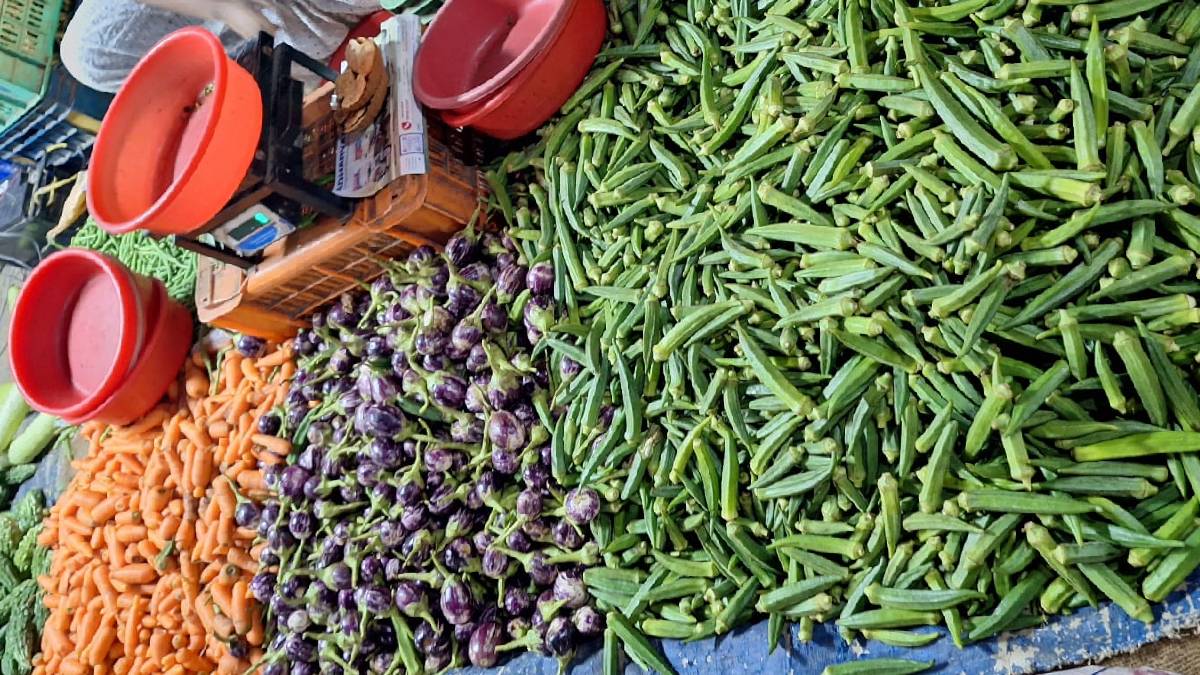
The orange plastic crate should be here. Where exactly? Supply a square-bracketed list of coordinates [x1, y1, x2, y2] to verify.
[197, 85, 486, 339]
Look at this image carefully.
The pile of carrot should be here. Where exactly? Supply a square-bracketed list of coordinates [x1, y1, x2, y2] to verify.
[35, 339, 295, 675]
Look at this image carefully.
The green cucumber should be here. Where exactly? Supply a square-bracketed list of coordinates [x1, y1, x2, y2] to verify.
[0, 385, 29, 465]
[8, 413, 57, 466]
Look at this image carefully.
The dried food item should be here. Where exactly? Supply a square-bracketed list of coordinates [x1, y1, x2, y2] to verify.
[334, 38, 389, 135]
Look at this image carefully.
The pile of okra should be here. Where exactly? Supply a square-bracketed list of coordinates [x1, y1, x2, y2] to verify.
[490, 0, 1200, 668]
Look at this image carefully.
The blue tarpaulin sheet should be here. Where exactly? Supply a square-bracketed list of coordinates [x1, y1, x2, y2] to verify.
[473, 573, 1200, 674]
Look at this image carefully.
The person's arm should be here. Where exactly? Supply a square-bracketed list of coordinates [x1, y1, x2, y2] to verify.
[137, 0, 274, 38]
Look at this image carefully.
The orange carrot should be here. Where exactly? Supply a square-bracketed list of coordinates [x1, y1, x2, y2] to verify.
[89, 524, 104, 550]
[190, 447, 213, 498]
[144, 454, 169, 486]
[89, 496, 120, 526]
[179, 420, 212, 453]
[111, 564, 156, 585]
[43, 338, 294, 673]
[217, 652, 242, 674]
[113, 511, 138, 527]
[207, 419, 230, 439]
[209, 577, 234, 617]
[211, 612, 235, 640]
[123, 597, 143, 660]
[136, 539, 158, 564]
[175, 516, 195, 553]
[161, 445, 184, 492]
[92, 566, 118, 614]
[43, 623, 72, 655]
[223, 354, 244, 390]
[197, 560, 219, 586]
[229, 579, 250, 635]
[148, 631, 171, 661]
[184, 371, 209, 399]
[217, 515, 235, 548]
[227, 389, 251, 427]
[105, 526, 124, 567]
[245, 610, 264, 646]
[86, 615, 118, 665]
[239, 357, 262, 385]
[125, 407, 168, 436]
[255, 349, 287, 369]
[114, 525, 147, 544]
[156, 515, 181, 542]
[250, 433, 292, 456]
[78, 602, 102, 646]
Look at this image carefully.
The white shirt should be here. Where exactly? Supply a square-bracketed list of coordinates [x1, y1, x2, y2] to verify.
[61, 0, 380, 92]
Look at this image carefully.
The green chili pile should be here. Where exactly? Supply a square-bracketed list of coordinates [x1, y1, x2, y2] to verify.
[69, 219, 198, 307]
[487, 0, 1200, 670]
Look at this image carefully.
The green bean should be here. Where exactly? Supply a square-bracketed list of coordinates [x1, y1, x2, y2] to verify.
[1055, 542, 1121, 565]
[1080, 562, 1153, 622]
[1113, 329, 1168, 426]
[1006, 360, 1071, 433]
[1130, 497, 1197, 567]
[1131, 120, 1166, 195]
[608, 611, 679, 675]
[1042, 476, 1158, 499]
[861, 628, 941, 648]
[757, 575, 845, 612]
[957, 489, 1100, 514]
[838, 608, 941, 630]
[499, 0, 1200, 653]
[865, 583, 986, 610]
[1070, 60, 1103, 172]
[902, 513, 983, 534]
[821, 658, 935, 675]
[1074, 431, 1200, 461]
[917, 421, 959, 515]
[966, 569, 1052, 641]
[1002, 239, 1123, 328]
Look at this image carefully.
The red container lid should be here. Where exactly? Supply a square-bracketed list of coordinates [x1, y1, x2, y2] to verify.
[413, 0, 576, 110]
[10, 250, 149, 419]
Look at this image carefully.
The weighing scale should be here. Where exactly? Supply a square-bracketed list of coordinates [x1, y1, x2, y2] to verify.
[173, 34, 355, 268]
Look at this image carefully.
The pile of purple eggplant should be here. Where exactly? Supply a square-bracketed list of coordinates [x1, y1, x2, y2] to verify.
[252, 230, 603, 674]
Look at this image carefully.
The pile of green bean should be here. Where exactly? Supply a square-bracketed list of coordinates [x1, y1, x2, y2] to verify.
[70, 219, 198, 307]
[490, 0, 1200, 671]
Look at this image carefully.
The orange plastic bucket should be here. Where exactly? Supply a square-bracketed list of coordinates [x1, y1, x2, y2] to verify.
[88, 27, 264, 236]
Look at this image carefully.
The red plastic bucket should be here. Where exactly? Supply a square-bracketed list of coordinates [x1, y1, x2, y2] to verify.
[87, 27, 264, 236]
[415, 0, 605, 139]
[10, 250, 152, 418]
[10, 250, 191, 425]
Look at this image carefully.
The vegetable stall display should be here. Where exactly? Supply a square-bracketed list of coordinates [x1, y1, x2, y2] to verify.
[22, 0, 1200, 671]
[255, 230, 603, 674]
[0, 491, 50, 675]
[34, 340, 293, 675]
[0, 333, 73, 675]
[482, 0, 1200, 670]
